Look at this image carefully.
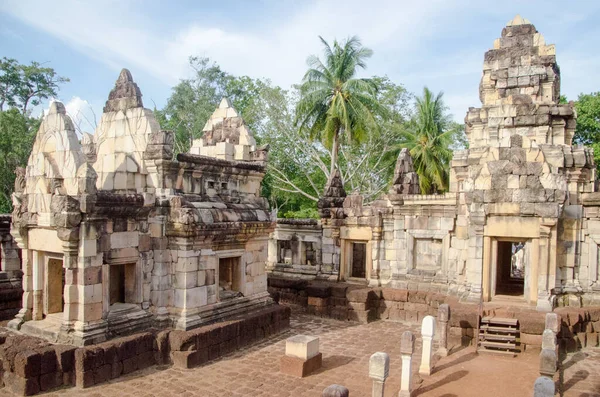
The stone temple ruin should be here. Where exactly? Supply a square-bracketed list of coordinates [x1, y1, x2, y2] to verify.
[0, 13, 599, 396]
[7, 69, 274, 345]
[268, 15, 600, 311]
[0, 12, 599, 378]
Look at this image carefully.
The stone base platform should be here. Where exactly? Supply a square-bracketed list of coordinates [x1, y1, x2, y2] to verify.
[0, 275, 22, 321]
[268, 276, 600, 353]
[280, 352, 322, 377]
[0, 304, 291, 395]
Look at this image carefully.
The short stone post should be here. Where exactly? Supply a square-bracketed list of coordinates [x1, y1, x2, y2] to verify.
[281, 335, 322, 377]
[323, 384, 349, 397]
[437, 304, 450, 356]
[533, 376, 555, 397]
[369, 352, 389, 397]
[419, 315, 436, 376]
[544, 313, 559, 334]
[539, 348, 557, 378]
[542, 329, 557, 352]
[399, 331, 414, 397]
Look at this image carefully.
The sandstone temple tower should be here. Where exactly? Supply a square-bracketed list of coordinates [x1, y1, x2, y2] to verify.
[268, 15, 600, 311]
[9, 70, 273, 345]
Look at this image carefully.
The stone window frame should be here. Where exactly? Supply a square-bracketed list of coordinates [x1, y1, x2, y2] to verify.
[405, 230, 450, 277]
[340, 239, 372, 282]
[214, 248, 246, 301]
[587, 235, 600, 291]
[102, 249, 142, 314]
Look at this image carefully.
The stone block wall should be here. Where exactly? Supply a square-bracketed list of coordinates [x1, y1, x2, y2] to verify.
[0, 304, 290, 395]
[0, 215, 22, 321]
[267, 219, 323, 280]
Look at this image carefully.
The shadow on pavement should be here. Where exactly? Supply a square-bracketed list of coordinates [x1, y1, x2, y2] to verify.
[433, 351, 478, 374]
[413, 369, 469, 396]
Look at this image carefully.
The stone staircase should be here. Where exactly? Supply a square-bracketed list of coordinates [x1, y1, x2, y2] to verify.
[478, 316, 521, 356]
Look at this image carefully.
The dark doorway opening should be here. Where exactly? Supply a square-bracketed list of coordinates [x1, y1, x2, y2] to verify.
[496, 241, 525, 296]
[110, 264, 137, 305]
[350, 242, 367, 279]
[44, 258, 64, 315]
[219, 257, 243, 300]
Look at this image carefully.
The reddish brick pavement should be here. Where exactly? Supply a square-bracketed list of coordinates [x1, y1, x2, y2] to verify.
[1, 314, 599, 396]
[561, 349, 600, 397]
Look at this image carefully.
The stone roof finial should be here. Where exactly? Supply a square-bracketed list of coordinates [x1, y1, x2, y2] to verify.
[48, 101, 66, 115]
[219, 97, 233, 109]
[506, 14, 531, 26]
[117, 68, 134, 83]
[103, 68, 143, 113]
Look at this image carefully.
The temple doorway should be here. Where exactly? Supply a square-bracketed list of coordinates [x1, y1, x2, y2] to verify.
[495, 241, 525, 296]
[350, 242, 367, 279]
[44, 258, 64, 315]
[219, 256, 243, 300]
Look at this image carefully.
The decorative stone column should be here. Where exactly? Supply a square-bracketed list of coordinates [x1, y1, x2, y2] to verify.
[31, 250, 43, 321]
[438, 304, 450, 356]
[536, 224, 554, 311]
[419, 315, 436, 376]
[318, 170, 346, 278]
[369, 352, 389, 397]
[465, 211, 485, 303]
[399, 330, 414, 397]
[61, 240, 79, 335]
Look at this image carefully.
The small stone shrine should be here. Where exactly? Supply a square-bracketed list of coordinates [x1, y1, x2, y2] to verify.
[9, 69, 274, 345]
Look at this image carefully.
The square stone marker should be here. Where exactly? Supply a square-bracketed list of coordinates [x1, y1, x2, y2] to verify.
[285, 335, 319, 360]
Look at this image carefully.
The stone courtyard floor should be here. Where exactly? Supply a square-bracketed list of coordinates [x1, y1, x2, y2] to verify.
[1, 313, 599, 396]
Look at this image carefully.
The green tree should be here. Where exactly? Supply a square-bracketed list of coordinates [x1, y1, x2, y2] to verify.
[0, 58, 68, 212]
[0, 57, 69, 114]
[571, 92, 600, 175]
[399, 87, 456, 194]
[296, 36, 385, 177]
[573, 92, 600, 145]
[158, 56, 270, 154]
[0, 109, 38, 212]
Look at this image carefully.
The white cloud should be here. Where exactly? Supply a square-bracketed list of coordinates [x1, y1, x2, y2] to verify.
[45, 97, 98, 136]
[2, 0, 599, 123]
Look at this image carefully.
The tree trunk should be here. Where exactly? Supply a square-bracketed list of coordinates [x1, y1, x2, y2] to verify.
[330, 130, 339, 177]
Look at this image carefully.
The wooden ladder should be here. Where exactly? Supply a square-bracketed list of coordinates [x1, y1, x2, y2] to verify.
[477, 316, 520, 356]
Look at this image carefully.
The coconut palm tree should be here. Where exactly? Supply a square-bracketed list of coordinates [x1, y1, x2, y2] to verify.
[296, 36, 385, 178]
[400, 87, 455, 194]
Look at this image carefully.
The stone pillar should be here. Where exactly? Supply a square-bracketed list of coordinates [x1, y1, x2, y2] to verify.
[437, 303, 450, 356]
[323, 385, 349, 397]
[31, 250, 43, 321]
[369, 352, 389, 397]
[533, 376, 555, 397]
[536, 225, 553, 311]
[399, 330, 414, 397]
[419, 315, 436, 376]
[539, 348, 557, 378]
[71, 221, 107, 345]
[149, 215, 170, 327]
[465, 214, 485, 303]
[61, 240, 78, 334]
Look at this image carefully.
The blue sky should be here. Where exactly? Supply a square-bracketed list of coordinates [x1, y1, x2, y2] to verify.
[1, 0, 599, 131]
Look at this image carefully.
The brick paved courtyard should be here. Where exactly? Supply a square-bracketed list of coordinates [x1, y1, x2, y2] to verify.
[1, 313, 599, 396]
